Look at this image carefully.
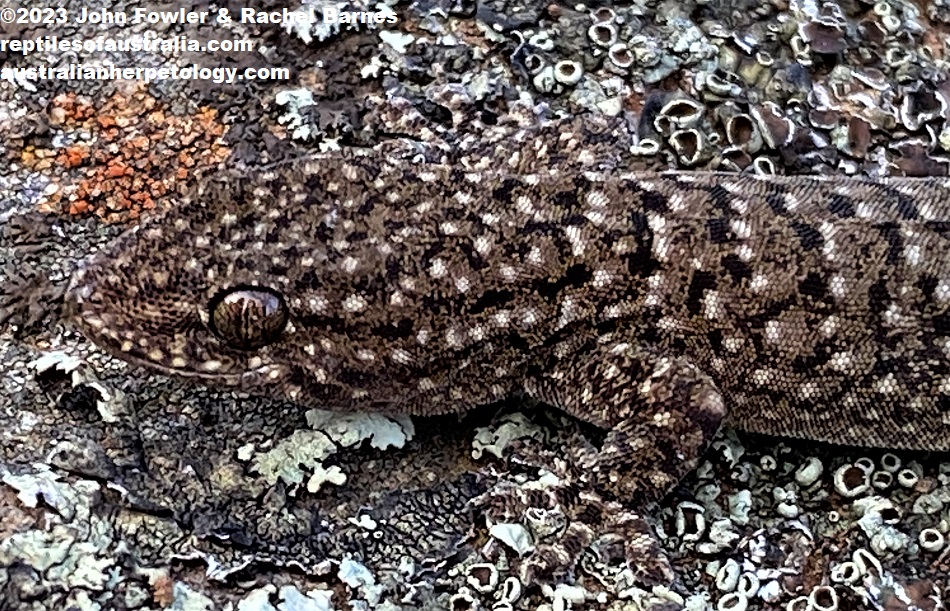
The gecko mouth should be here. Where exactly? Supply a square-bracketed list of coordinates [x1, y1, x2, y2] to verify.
[99, 345, 279, 391]
[69, 315, 273, 389]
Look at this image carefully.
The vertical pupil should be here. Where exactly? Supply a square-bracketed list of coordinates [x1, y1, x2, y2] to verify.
[210, 287, 288, 350]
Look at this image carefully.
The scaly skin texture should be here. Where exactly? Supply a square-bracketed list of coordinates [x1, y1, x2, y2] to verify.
[65, 153, 950, 585]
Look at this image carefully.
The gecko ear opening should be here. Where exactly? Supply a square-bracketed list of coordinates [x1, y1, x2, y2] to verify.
[208, 286, 288, 350]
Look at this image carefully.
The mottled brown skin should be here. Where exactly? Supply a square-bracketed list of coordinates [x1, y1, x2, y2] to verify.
[65, 154, 950, 585]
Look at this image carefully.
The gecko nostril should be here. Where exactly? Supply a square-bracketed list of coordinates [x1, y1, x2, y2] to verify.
[208, 286, 288, 351]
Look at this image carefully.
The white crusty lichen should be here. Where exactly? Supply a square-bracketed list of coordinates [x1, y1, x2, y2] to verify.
[30, 351, 128, 424]
[339, 557, 384, 606]
[284, 0, 398, 43]
[471, 412, 544, 460]
[237, 584, 334, 611]
[248, 409, 414, 491]
[275, 89, 318, 142]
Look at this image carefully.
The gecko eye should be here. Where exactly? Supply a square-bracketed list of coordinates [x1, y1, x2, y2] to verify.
[209, 286, 288, 350]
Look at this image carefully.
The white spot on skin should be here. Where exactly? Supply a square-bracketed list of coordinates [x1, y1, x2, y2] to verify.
[905, 244, 922, 266]
[492, 310, 511, 327]
[343, 294, 367, 313]
[469, 324, 486, 342]
[304, 344, 316, 356]
[764, 320, 781, 343]
[391, 349, 412, 365]
[723, 337, 744, 352]
[883, 304, 905, 327]
[429, 258, 448, 279]
[357, 349, 376, 362]
[341, 256, 359, 273]
[557, 296, 578, 329]
[936, 281, 950, 303]
[829, 275, 847, 299]
[586, 190, 609, 208]
[519, 309, 539, 328]
[516, 195, 535, 216]
[830, 351, 853, 371]
[784, 193, 802, 211]
[749, 274, 769, 292]
[390, 291, 406, 307]
[819, 316, 840, 338]
[875, 373, 900, 394]
[440, 222, 459, 235]
[527, 246, 544, 265]
[399, 277, 417, 293]
[855, 202, 874, 218]
[667, 193, 688, 212]
[474, 236, 493, 256]
[736, 244, 754, 261]
[416, 329, 430, 345]
[564, 225, 586, 256]
[652, 236, 671, 261]
[585, 210, 606, 225]
[702, 290, 724, 320]
[822, 237, 837, 261]
[730, 220, 751, 239]
[199, 360, 223, 372]
[798, 381, 821, 400]
[499, 266, 518, 282]
[593, 269, 612, 288]
[455, 276, 471, 293]
[609, 342, 631, 356]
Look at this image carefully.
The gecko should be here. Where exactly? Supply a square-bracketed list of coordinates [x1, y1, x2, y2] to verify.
[63, 150, 950, 589]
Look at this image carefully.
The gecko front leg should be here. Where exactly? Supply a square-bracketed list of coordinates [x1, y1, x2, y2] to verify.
[509, 336, 727, 587]
[527, 337, 726, 504]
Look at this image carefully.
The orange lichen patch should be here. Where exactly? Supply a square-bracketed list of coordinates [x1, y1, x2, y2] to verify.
[28, 84, 230, 223]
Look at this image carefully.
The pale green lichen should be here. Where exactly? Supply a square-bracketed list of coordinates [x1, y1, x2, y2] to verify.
[249, 410, 414, 490]
[0, 466, 124, 598]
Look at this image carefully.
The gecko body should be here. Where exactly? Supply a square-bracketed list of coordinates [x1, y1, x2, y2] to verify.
[65, 155, 950, 581]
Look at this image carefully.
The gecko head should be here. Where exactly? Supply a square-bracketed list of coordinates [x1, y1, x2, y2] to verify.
[64, 232, 293, 390]
[62, 167, 346, 401]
